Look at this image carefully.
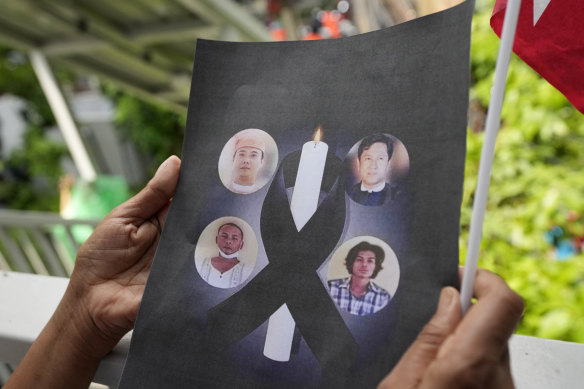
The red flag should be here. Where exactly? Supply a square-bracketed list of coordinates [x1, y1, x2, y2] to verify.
[491, 0, 584, 113]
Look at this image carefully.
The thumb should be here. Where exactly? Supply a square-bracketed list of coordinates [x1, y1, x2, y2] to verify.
[379, 287, 461, 388]
[412, 287, 462, 361]
[112, 156, 181, 221]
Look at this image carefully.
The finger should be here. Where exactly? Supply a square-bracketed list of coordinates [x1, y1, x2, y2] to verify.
[421, 346, 514, 389]
[499, 345, 515, 388]
[437, 269, 524, 360]
[378, 287, 461, 388]
[418, 271, 522, 389]
[113, 156, 181, 222]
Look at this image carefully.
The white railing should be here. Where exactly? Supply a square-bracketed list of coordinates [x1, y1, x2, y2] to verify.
[0, 209, 99, 276]
[2, 271, 584, 388]
[0, 209, 102, 385]
[0, 271, 128, 387]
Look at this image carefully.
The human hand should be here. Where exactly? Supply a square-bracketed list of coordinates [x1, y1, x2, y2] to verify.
[64, 155, 181, 359]
[379, 268, 524, 389]
[5, 156, 181, 389]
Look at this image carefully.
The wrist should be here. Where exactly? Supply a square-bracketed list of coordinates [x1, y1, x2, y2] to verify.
[51, 288, 105, 363]
[61, 279, 122, 361]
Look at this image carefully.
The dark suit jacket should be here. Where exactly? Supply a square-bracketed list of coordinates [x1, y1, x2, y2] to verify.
[348, 182, 393, 206]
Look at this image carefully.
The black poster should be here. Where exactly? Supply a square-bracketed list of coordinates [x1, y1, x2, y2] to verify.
[119, 1, 474, 388]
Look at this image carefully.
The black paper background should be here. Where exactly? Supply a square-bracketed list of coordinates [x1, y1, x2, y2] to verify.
[118, 1, 474, 388]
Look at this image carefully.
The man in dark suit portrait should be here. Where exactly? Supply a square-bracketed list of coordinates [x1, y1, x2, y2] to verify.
[348, 133, 395, 206]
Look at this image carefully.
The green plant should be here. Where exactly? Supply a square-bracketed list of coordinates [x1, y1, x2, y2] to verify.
[463, 5, 584, 343]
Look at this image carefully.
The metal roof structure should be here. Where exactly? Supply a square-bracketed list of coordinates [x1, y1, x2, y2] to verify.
[0, 0, 445, 114]
[0, 0, 272, 113]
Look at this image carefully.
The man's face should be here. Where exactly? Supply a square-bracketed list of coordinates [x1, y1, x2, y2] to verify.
[216, 225, 244, 255]
[232, 146, 263, 185]
[358, 142, 390, 188]
[351, 250, 377, 280]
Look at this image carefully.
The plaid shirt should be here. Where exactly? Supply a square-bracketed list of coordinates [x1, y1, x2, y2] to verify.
[328, 277, 391, 316]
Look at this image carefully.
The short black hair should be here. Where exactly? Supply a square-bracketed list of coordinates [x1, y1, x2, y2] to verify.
[217, 222, 244, 239]
[345, 241, 385, 278]
[357, 133, 394, 160]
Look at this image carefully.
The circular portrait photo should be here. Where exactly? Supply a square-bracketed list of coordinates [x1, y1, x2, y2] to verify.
[345, 133, 410, 206]
[327, 236, 400, 316]
[194, 217, 258, 289]
[218, 128, 278, 195]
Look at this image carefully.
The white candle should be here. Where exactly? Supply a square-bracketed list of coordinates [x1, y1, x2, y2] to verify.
[263, 129, 328, 361]
[290, 135, 328, 231]
[263, 304, 296, 361]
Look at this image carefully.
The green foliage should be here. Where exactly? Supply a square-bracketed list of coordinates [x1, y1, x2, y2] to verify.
[0, 46, 68, 211]
[0, 48, 54, 125]
[463, 5, 584, 343]
[0, 124, 67, 211]
[104, 85, 186, 179]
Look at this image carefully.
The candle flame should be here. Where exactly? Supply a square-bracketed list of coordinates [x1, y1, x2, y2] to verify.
[313, 126, 322, 143]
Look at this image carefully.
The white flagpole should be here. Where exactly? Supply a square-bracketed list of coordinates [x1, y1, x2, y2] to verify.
[460, 0, 522, 314]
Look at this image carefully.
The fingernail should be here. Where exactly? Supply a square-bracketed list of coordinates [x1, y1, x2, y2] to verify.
[155, 156, 174, 176]
[436, 287, 456, 315]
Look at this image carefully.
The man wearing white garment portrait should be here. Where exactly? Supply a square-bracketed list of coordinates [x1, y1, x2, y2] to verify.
[228, 130, 266, 194]
[198, 222, 249, 288]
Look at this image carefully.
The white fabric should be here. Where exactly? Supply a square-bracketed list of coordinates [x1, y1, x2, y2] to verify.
[198, 257, 246, 289]
[360, 181, 386, 193]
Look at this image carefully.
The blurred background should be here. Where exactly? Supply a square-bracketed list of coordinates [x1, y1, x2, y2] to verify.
[0, 0, 583, 347]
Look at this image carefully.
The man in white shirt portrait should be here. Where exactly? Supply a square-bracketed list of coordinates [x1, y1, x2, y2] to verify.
[197, 222, 249, 288]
